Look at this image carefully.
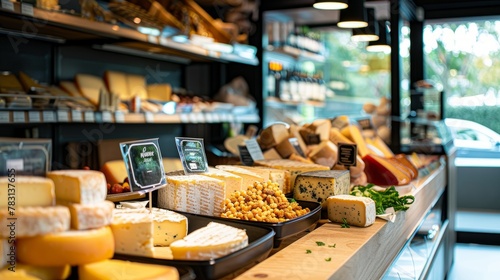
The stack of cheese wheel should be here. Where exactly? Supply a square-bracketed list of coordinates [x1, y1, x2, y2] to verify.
[0, 170, 179, 280]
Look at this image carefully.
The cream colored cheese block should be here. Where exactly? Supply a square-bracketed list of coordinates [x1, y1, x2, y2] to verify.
[15, 263, 71, 280]
[257, 123, 290, 150]
[294, 170, 350, 208]
[150, 208, 187, 246]
[327, 195, 376, 227]
[254, 159, 330, 190]
[202, 167, 243, 198]
[153, 246, 173, 260]
[111, 210, 154, 257]
[17, 227, 114, 266]
[158, 175, 226, 216]
[0, 176, 55, 207]
[127, 74, 148, 99]
[263, 148, 282, 160]
[308, 140, 338, 169]
[104, 71, 130, 100]
[79, 259, 179, 280]
[170, 222, 248, 260]
[214, 165, 264, 190]
[0, 206, 70, 238]
[58, 200, 114, 230]
[75, 74, 109, 106]
[237, 166, 291, 194]
[47, 170, 107, 205]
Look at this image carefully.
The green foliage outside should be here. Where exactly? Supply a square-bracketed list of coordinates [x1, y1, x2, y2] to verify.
[445, 106, 500, 134]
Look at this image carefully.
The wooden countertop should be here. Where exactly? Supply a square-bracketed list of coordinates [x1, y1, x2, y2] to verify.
[236, 163, 447, 280]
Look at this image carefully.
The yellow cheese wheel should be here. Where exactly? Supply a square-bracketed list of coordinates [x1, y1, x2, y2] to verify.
[15, 263, 71, 280]
[79, 259, 179, 280]
[0, 269, 41, 280]
[17, 227, 114, 266]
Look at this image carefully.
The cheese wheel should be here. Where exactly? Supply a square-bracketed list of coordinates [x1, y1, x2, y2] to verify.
[0, 270, 41, 279]
[0, 206, 70, 238]
[15, 263, 71, 280]
[58, 200, 115, 230]
[79, 259, 179, 280]
[47, 170, 107, 205]
[17, 227, 114, 266]
[0, 176, 55, 208]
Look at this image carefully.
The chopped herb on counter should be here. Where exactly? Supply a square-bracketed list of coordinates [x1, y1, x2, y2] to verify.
[328, 244, 336, 248]
[306, 249, 312, 254]
[350, 184, 415, 215]
[325, 257, 332, 262]
[288, 198, 297, 203]
[316, 241, 325, 246]
[341, 218, 350, 228]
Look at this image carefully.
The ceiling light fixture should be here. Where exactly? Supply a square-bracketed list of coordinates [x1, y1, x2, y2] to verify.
[313, 0, 348, 10]
[351, 8, 379, 42]
[337, 0, 368, 28]
[366, 20, 391, 52]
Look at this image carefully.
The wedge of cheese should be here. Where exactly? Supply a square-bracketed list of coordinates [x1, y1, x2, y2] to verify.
[257, 123, 289, 150]
[308, 140, 338, 169]
[47, 170, 107, 205]
[58, 200, 114, 230]
[0, 176, 54, 207]
[309, 119, 332, 141]
[262, 148, 282, 160]
[341, 124, 370, 158]
[75, 74, 109, 106]
[147, 84, 172, 102]
[127, 74, 148, 99]
[214, 165, 264, 190]
[150, 208, 188, 246]
[79, 259, 179, 280]
[274, 137, 297, 158]
[237, 166, 291, 194]
[158, 175, 226, 216]
[293, 170, 350, 208]
[202, 167, 243, 199]
[111, 210, 154, 257]
[329, 127, 353, 145]
[254, 159, 330, 189]
[327, 195, 376, 227]
[170, 222, 248, 260]
[104, 70, 130, 100]
[363, 154, 412, 186]
[0, 206, 70, 238]
[17, 226, 114, 266]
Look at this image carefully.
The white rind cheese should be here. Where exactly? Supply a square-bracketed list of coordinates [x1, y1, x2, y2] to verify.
[170, 222, 248, 260]
[58, 200, 115, 230]
[0, 206, 70, 238]
[293, 170, 350, 208]
[0, 176, 55, 207]
[47, 170, 107, 205]
[158, 175, 226, 216]
[327, 195, 376, 227]
[111, 210, 154, 257]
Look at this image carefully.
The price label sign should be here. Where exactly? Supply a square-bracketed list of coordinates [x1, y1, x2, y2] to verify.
[12, 111, 26, 123]
[1, 0, 14, 11]
[57, 110, 70, 122]
[102, 111, 113, 123]
[20, 3, 34, 16]
[42, 111, 56, 123]
[244, 138, 264, 161]
[289, 138, 306, 157]
[0, 111, 10, 123]
[71, 110, 83, 122]
[357, 118, 373, 130]
[115, 111, 125, 123]
[337, 142, 357, 167]
[84, 111, 95, 122]
[175, 137, 208, 174]
[307, 134, 321, 145]
[120, 138, 166, 191]
[238, 145, 254, 166]
[28, 111, 41, 123]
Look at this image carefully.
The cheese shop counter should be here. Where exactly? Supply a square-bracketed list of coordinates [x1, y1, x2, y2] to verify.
[234, 162, 447, 280]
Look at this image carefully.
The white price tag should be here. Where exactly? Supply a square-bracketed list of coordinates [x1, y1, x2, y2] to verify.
[84, 111, 95, 122]
[71, 110, 83, 122]
[144, 112, 154, 123]
[1, 0, 14, 11]
[244, 139, 265, 161]
[188, 114, 197, 123]
[212, 113, 220, 123]
[102, 111, 113, 123]
[115, 111, 125, 123]
[180, 114, 189, 123]
[12, 111, 26, 123]
[28, 111, 41, 122]
[6, 159, 24, 171]
[42, 111, 56, 122]
[0, 111, 9, 123]
[195, 112, 205, 123]
[20, 3, 34, 17]
[57, 110, 70, 122]
[205, 113, 213, 123]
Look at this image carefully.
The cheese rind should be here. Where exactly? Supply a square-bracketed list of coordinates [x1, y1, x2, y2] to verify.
[59, 200, 114, 230]
[327, 195, 376, 227]
[293, 170, 350, 208]
[16, 227, 114, 266]
[0, 206, 70, 238]
[238, 166, 291, 194]
[170, 222, 248, 260]
[47, 170, 107, 205]
[0, 176, 55, 207]
[79, 259, 179, 280]
[159, 175, 226, 216]
[202, 167, 243, 199]
[214, 165, 264, 190]
[15, 263, 71, 280]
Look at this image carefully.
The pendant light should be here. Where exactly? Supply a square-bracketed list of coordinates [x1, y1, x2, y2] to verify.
[313, 0, 348, 10]
[351, 8, 379, 42]
[367, 20, 391, 52]
[337, 0, 368, 28]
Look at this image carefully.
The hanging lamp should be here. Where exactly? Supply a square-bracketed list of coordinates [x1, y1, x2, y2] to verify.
[367, 20, 391, 52]
[351, 8, 379, 42]
[337, 0, 368, 28]
[313, 0, 348, 10]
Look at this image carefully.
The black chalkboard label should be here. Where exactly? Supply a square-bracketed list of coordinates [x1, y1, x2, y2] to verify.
[337, 142, 357, 166]
[238, 145, 254, 166]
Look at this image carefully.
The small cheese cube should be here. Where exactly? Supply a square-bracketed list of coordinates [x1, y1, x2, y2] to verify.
[327, 195, 376, 227]
[293, 170, 350, 208]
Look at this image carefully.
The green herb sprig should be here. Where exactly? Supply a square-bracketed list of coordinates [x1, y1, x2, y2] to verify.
[341, 218, 350, 228]
[350, 184, 415, 215]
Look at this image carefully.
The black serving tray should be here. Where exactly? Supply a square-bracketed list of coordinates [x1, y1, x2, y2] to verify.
[168, 200, 321, 248]
[113, 213, 275, 280]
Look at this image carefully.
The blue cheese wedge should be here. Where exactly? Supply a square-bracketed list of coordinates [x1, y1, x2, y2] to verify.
[293, 170, 350, 208]
[327, 195, 376, 227]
